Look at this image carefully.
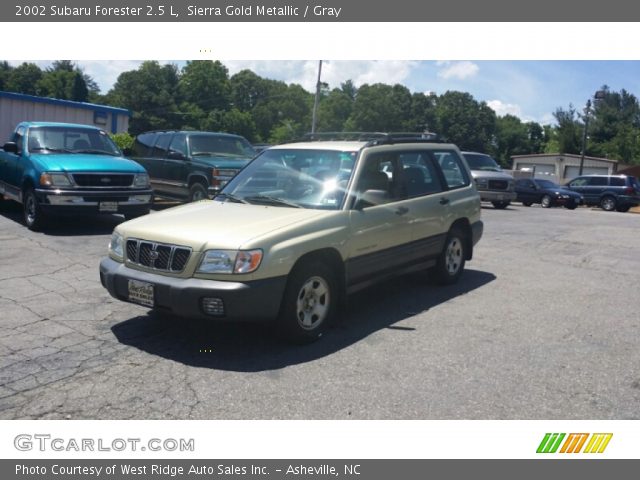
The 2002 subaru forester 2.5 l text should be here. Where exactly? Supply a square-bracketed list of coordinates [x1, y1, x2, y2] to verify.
[100, 135, 483, 343]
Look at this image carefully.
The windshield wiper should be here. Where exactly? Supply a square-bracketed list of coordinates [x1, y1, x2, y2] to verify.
[243, 195, 302, 208]
[31, 147, 75, 153]
[215, 192, 248, 204]
[74, 149, 117, 156]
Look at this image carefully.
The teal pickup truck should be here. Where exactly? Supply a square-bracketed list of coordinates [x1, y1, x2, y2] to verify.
[0, 122, 153, 230]
[130, 130, 256, 202]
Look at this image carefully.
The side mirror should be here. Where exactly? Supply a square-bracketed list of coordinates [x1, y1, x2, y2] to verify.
[122, 147, 132, 156]
[3, 142, 18, 154]
[355, 189, 389, 209]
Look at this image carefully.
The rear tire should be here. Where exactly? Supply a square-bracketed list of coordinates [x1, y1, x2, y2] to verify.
[600, 195, 616, 211]
[616, 205, 630, 213]
[492, 201, 510, 209]
[188, 183, 208, 202]
[23, 187, 46, 231]
[277, 261, 337, 344]
[433, 228, 467, 285]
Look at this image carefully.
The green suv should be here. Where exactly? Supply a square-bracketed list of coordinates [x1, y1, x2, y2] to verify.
[131, 130, 256, 202]
[100, 135, 483, 343]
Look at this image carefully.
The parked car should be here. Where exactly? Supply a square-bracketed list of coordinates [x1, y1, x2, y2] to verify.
[131, 130, 256, 202]
[0, 122, 152, 230]
[565, 174, 640, 212]
[515, 178, 583, 209]
[100, 135, 483, 343]
[461, 152, 516, 209]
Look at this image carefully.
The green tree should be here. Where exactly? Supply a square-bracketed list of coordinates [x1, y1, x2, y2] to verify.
[230, 69, 271, 111]
[5, 62, 43, 95]
[106, 61, 181, 134]
[552, 106, 581, 155]
[589, 86, 640, 163]
[179, 61, 231, 113]
[434, 91, 497, 152]
[0, 61, 12, 90]
[494, 114, 531, 166]
[317, 87, 354, 131]
[346, 83, 412, 131]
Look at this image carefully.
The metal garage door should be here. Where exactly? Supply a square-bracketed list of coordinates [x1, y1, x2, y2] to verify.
[564, 165, 609, 180]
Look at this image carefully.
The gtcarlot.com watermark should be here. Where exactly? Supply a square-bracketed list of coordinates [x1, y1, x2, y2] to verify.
[14, 434, 195, 452]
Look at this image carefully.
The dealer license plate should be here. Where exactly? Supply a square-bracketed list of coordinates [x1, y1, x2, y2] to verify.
[99, 201, 118, 212]
[128, 279, 154, 307]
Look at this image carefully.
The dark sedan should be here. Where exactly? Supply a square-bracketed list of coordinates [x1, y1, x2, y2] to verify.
[515, 178, 583, 209]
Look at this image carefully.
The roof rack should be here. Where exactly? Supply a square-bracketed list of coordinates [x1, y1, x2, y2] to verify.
[301, 131, 440, 144]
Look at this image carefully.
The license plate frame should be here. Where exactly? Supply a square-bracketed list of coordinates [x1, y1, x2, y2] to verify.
[128, 279, 154, 307]
[99, 201, 118, 212]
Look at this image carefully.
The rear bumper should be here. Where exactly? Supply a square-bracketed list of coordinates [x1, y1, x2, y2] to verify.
[478, 190, 517, 202]
[471, 220, 483, 246]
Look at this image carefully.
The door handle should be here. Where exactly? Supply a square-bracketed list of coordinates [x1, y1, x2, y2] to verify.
[439, 197, 450, 205]
[395, 206, 409, 215]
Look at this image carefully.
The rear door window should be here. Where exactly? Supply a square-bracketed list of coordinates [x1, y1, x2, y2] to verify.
[398, 152, 444, 197]
[436, 151, 470, 189]
[587, 177, 607, 186]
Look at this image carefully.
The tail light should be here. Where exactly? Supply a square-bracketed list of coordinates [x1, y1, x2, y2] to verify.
[624, 186, 634, 194]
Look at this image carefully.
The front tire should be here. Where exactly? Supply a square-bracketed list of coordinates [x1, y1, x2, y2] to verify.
[600, 195, 616, 211]
[23, 188, 46, 231]
[189, 183, 208, 202]
[278, 261, 337, 344]
[433, 228, 467, 285]
[616, 205, 630, 213]
[541, 195, 552, 208]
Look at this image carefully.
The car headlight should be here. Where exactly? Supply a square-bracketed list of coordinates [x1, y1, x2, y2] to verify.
[40, 172, 72, 187]
[133, 173, 150, 188]
[197, 249, 263, 274]
[109, 231, 124, 259]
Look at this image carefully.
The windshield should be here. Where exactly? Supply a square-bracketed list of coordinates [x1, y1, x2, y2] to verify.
[27, 126, 121, 155]
[535, 179, 560, 189]
[189, 134, 256, 158]
[219, 148, 358, 210]
[463, 153, 501, 172]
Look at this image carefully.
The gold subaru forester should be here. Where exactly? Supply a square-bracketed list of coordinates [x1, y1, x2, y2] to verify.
[100, 135, 483, 343]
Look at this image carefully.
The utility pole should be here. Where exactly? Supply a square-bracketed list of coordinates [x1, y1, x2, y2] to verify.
[578, 99, 591, 176]
[311, 60, 323, 134]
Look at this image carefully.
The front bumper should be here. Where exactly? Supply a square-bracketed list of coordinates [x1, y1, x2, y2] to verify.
[478, 190, 517, 202]
[36, 188, 153, 215]
[99, 257, 287, 322]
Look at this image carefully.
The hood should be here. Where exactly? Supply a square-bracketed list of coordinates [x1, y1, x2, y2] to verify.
[470, 170, 514, 180]
[119, 201, 331, 251]
[551, 186, 580, 196]
[30, 153, 145, 173]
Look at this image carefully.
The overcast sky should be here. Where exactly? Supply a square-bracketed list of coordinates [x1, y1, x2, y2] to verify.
[10, 60, 640, 125]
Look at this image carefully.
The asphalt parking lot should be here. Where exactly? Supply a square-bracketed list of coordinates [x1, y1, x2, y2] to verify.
[0, 201, 639, 419]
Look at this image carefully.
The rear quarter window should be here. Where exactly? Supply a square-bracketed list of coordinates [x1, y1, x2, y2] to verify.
[610, 177, 625, 187]
[133, 133, 157, 157]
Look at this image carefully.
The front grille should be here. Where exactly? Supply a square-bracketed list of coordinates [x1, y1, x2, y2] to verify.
[126, 239, 191, 272]
[488, 180, 509, 190]
[73, 174, 134, 187]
